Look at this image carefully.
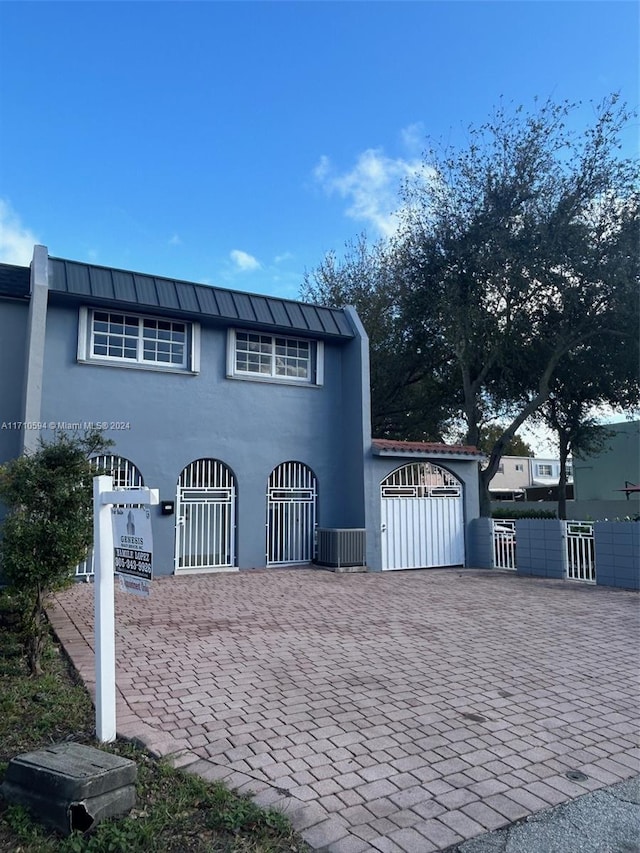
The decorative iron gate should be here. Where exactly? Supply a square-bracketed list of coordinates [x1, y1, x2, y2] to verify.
[267, 462, 317, 564]
[493, 519, 517, 570]
[565, 521, 595, 582]
[175, 459, 236, 572]
[380, 462, 464, 570]
[75, 455, 144, 578]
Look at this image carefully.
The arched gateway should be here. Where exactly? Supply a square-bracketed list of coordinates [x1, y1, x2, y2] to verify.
[175, 459, 236, 572]
[380, 461, 464, 570]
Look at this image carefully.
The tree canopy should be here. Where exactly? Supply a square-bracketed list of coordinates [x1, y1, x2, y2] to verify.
[303, 96, 639, 514]
[476, 426, 534, 458]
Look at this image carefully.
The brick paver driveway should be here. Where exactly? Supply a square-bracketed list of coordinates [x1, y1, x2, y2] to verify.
[49, 569, 640, 853]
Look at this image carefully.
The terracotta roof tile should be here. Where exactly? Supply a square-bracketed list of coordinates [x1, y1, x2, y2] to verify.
[372, 438, 482, 457]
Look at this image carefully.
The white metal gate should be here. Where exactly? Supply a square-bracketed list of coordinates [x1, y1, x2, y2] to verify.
[267, 462, 317, 565]
[175, 459, 236, 572]
[493, 519, 517, 570]
[75, 455, 144, 578]
[565, 521, 596, 582]
[381, 462, 464, 570]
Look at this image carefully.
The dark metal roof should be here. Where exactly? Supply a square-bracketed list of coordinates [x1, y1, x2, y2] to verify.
[372, 438, 483, 458]
[0, 263, 30, 300]
[48, 257, 354, 339]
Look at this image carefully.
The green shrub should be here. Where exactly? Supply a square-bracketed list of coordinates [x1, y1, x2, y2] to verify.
[0, 430, 112, 675]
[491, 507, 557, 519]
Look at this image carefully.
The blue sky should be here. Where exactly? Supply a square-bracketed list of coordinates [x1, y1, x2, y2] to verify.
[0, 1, 637, 303]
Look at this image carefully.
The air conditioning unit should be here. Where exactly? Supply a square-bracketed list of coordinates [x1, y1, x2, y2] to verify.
[315, 528, 366, 570]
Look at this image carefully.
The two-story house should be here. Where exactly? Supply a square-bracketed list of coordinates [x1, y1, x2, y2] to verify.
[0, 246, 482, 575]
[489, 456, 573, 502]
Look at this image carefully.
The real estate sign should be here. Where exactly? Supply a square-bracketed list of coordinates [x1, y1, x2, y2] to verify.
[111, 507, 153, 597]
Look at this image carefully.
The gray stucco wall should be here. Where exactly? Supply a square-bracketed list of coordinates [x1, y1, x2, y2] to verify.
[515, 519, 565, 579]
[594, 521, 640, 590]
[338, 307, 371, 529]
[573, 421, 640, 502]
[0, 300, 29, 467]
[490, 499, 640, 520]
[467, 517, 494, 569]
[37, 300, 367, 574]
[22, 247, 49, 453]
[364, 454, 481, 572]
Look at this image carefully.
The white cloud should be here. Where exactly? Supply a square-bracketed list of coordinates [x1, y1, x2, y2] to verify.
[0, 199, 38, 264]
[274, 251, 294, 264]
[168, 233, 182, 246]
[230, 249, 261, 271]
[400, 122, 425, 155]
[313, 127, 430, 238]
[313, 155, 332, 183]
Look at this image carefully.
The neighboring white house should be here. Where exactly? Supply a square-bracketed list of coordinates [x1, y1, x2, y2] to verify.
[490, 456, 573, 501]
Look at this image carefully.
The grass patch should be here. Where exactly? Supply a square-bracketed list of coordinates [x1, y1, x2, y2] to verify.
[0, 593, 308, 852]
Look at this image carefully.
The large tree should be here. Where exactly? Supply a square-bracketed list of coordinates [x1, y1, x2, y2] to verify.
[399, 96, 638, 513]
[305, 96, 638, 515]
[302, 234, 459, 440]
[476, 425, 534, 459]
[535, 313, 639, 518]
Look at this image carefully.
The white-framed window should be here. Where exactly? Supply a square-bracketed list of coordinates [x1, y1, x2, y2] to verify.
[78, 308, 200, 373]
[497, 464, 504, 474]
[227, 330, 323, 386]
[515, 463, 524, 472]
[537, 463, 553, 476]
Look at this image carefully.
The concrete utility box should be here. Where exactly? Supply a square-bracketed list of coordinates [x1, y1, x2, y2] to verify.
[1, 743, 137, 835]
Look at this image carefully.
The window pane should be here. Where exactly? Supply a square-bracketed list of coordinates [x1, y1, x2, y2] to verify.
[140, 319, 185, 366]
[235, 332, 311, 380]
[90, 310, 188, 368]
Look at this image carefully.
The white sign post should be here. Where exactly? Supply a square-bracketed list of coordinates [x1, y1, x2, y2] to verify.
[93, 475, 159, 743]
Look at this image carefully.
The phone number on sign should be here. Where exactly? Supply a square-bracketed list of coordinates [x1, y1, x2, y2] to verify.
[0, 421, 131, 430]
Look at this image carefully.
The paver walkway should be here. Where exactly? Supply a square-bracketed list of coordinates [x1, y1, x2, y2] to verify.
[48, 569, 640, 853]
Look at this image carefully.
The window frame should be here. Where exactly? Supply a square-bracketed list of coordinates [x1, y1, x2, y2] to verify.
[227, 329, 324, 386]
[78, 307, 200, 374]
[537, 463, 553, 477]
